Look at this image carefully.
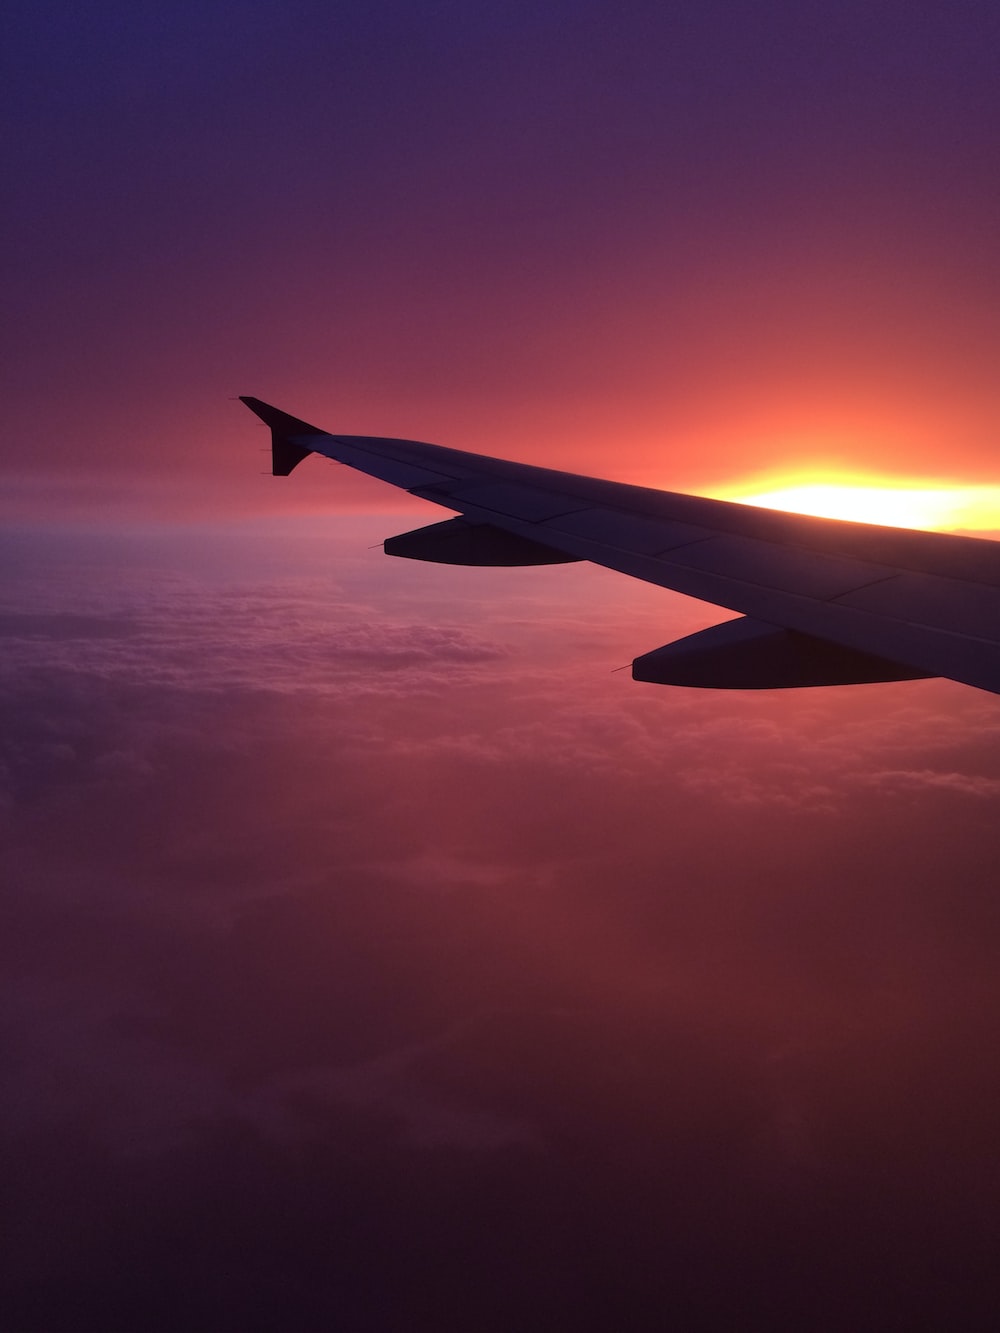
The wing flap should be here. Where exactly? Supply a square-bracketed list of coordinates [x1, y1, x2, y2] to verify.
[662, 534, 896, 600]
[833, 572, 1000, 639]
[325, 441, 456, 490]
[543, 508, 715, 555]
[423, 482, 589, 523]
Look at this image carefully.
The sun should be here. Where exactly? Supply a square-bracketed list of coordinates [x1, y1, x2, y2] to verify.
[714, 476, 1000, 532]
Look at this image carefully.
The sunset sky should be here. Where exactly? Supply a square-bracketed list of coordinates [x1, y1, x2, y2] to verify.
[5, 2, 1000, 1329]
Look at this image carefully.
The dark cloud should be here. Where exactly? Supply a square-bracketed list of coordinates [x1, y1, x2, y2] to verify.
[0, 611, 141, 640]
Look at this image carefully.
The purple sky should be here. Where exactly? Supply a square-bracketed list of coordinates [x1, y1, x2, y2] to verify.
[5, 2, 1000, 1329]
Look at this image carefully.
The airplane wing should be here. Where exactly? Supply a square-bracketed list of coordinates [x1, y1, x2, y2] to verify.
[241, 397, 1000, 695]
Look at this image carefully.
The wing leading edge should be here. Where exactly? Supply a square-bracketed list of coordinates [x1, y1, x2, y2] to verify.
[240, 396, 1000, 696]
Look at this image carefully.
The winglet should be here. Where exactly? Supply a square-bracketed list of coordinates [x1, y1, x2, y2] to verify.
[239, 396, 328, 476]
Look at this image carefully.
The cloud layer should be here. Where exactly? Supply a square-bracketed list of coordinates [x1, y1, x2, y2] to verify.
[4, 523, 1000, 1329]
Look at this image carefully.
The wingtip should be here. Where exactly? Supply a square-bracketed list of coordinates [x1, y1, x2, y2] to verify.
[239, 395, 272, 421]
[239, 396, 327, 476]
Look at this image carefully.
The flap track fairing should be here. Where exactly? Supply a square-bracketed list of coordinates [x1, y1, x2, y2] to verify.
[384, 517, 581, 566]
[632, 617, 935, 689]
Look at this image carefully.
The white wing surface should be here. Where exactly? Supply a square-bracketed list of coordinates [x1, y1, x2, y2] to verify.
[241, 397, 1000, 695]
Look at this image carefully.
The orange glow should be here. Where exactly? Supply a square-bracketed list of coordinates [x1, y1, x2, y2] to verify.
[713, 476, 1000, 532]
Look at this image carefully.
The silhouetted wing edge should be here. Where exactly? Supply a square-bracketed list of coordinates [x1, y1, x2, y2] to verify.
[241, 397, 1000, 695]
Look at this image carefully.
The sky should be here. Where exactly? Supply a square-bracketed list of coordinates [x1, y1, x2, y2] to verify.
[4, 2, 1000, 1329]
